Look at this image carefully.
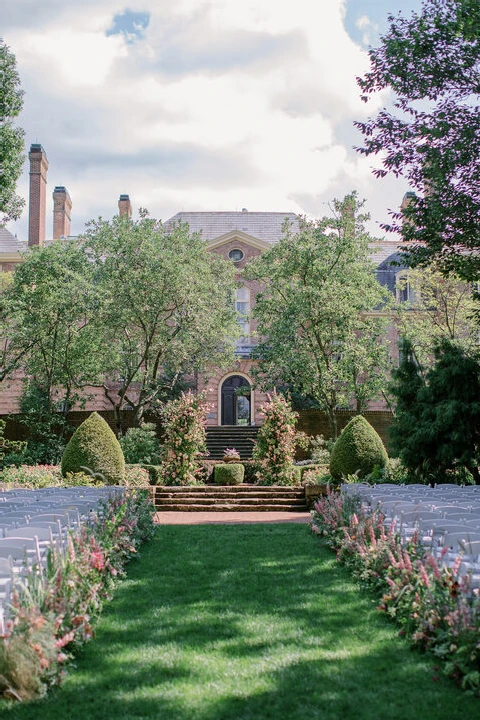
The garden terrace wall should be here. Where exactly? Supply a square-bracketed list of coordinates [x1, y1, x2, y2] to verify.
[0, 411, 164, 443]
[296, 410, 393, 450]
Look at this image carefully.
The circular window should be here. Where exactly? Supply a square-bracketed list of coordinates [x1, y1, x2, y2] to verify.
[228, 248, 244, 262]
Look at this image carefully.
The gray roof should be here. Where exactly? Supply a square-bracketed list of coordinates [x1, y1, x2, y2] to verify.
[0, 226, 27, 254]
[165, 211, 299, 244]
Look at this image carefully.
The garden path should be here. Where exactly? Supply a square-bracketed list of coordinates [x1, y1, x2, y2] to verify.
[154, 510, 311, 524]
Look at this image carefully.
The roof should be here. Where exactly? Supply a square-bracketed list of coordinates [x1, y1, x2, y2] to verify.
[164, 211, 299, 244]
[0, 226, 27, 255]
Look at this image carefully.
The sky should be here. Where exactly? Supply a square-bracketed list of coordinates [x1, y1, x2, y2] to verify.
[2, 0, 423, 241]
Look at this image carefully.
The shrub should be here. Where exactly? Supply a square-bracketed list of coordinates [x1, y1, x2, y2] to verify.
[160, 392, 208, 486]
[125, 464, 151, 486]
[309, 434, 333, 465]
[253, 391, 298, 485]
[119, 423, 162, 464]
[61, 412, 126, 485]
[141, 464, 163, 485]
[329, 415, 388, 480]
[0, 420, 27, 468]
[214, 463, 244, 485]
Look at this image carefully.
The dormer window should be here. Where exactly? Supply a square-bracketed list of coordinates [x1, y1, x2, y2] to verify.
[229, 248, 244, 262]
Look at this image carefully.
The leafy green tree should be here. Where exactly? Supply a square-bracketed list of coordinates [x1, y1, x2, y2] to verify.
[395, 264, 480, 373]
[389, 339, 480, 484]
[246, 193, 392, 437]
[3, 239, 105, 417]
[356, 0, 480, 279]
[0, 41, 25, 222]
[85, 212, 238, 430]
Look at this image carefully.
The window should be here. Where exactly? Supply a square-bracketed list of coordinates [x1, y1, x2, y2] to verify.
[235, 286, 250, 341]
[396, 271, 415, 304]
[229, 248, 244, 262]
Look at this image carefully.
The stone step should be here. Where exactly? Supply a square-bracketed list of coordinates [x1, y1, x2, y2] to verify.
[155, 503, 308, 512]
[153, 483, 308, 512]
[157, 496, 306, 507]
[155, 485, 303, 495]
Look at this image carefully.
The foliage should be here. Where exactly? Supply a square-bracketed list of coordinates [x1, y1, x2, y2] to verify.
[364, 457, 410, 485]
[2, 240, 105, 416]
[252, 391, 298, 486]
[0, 489, 155, 700]
[119, 423, 162, 464]
[311, 490, 480, 695]
[246, 194, 392, 437]
[139, 464, 163, 485]
[308, 434, 333, 465]
[355, 0, 480, 279]
[160, 392, 208, 486]
[301, 466, 332, 486]
[389, 339, 480, 484]
[0, 41, 25, 222]
[84, 213, 238, 429]
[395, 264, 480, 370]
[329, 415, 388, 480]
[213, 463, 245, 485]
[124, 464, 151, 487]
[0, 419, 26, 467]
[61, 412, 126, 485]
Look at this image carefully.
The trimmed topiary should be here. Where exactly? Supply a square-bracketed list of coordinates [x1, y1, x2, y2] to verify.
[214, 463, 245, 485]
[329, 415, 388, 480]
[61, 412, 125, 485]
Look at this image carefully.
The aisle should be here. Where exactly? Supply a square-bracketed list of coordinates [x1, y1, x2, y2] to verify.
[2, 525, 477, 720]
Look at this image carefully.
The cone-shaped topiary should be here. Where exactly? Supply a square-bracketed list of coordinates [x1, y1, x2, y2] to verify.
[329, 415, 388, 480]
[61, 412, 125, 485]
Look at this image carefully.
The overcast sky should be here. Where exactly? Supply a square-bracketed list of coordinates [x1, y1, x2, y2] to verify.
[2, 0, 422, 240]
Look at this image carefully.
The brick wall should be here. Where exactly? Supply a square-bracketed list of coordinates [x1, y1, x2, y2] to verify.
[296, 409, 393, 450]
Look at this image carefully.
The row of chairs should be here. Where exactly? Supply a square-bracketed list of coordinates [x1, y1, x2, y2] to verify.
[0, 486, 125, 630]
[341, 483, 480, 587]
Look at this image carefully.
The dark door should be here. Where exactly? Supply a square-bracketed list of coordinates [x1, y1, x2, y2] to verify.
[221, 376, 251, 425]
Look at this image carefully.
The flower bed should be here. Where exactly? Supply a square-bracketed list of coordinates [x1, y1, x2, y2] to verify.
[0, 489, 155, 701]
[311, 489, 480, 695]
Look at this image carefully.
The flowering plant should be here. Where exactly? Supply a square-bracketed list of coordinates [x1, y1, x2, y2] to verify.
[223, 447, 240, 460]
[0, 489, 155, 700]
[311, 489, 480, 695]
[253, 391, 298, 485]
[160, 392, 209, 486]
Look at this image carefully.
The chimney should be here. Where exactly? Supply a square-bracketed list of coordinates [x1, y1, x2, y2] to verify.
[28, 144, 49, 247]
[53, 186, 72, 239]
[118, 194, 132, 218]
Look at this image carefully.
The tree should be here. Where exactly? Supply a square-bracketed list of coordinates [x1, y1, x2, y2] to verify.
[3, 239, 105, 411]
[85, 212, 238, 431]
[389, 339, 480, 485]
[246, 194, 392, 437]
[395, 263, 480, 371]
[355, 0, 480, 279]
[1, 239, 106, 460]
[0, 41, 25, 223]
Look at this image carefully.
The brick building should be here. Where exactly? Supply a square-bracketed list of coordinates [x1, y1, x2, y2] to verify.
[0, 144, 406, 430]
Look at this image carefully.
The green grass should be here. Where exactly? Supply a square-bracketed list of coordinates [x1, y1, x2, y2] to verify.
[0, 524, 478, 719]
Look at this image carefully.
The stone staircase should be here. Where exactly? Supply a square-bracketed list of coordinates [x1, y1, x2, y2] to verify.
[154, 484, 308, 512]
[205, 426, 259, 460]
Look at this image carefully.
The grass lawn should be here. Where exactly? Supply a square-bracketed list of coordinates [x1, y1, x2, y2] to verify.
[0, 523, 478, 719]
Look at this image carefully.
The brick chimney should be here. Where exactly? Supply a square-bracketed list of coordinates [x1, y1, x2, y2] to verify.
[118, 194, 132, 218]
[52, 186, 72, 239]
[28, 144, 49, 247]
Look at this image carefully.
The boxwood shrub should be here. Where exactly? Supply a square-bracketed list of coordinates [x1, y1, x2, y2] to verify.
[61, 412, 125, 485]
[330, 415, 388, 480]
[214, 463, 245, 485]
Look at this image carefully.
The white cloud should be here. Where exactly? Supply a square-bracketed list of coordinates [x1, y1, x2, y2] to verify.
[4, 0, 403, 240]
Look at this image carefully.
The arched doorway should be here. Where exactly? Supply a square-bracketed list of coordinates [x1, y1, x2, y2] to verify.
[221, 375, 251, 426]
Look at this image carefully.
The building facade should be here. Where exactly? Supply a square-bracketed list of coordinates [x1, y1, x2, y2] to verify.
[0, 144, 406, 427]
